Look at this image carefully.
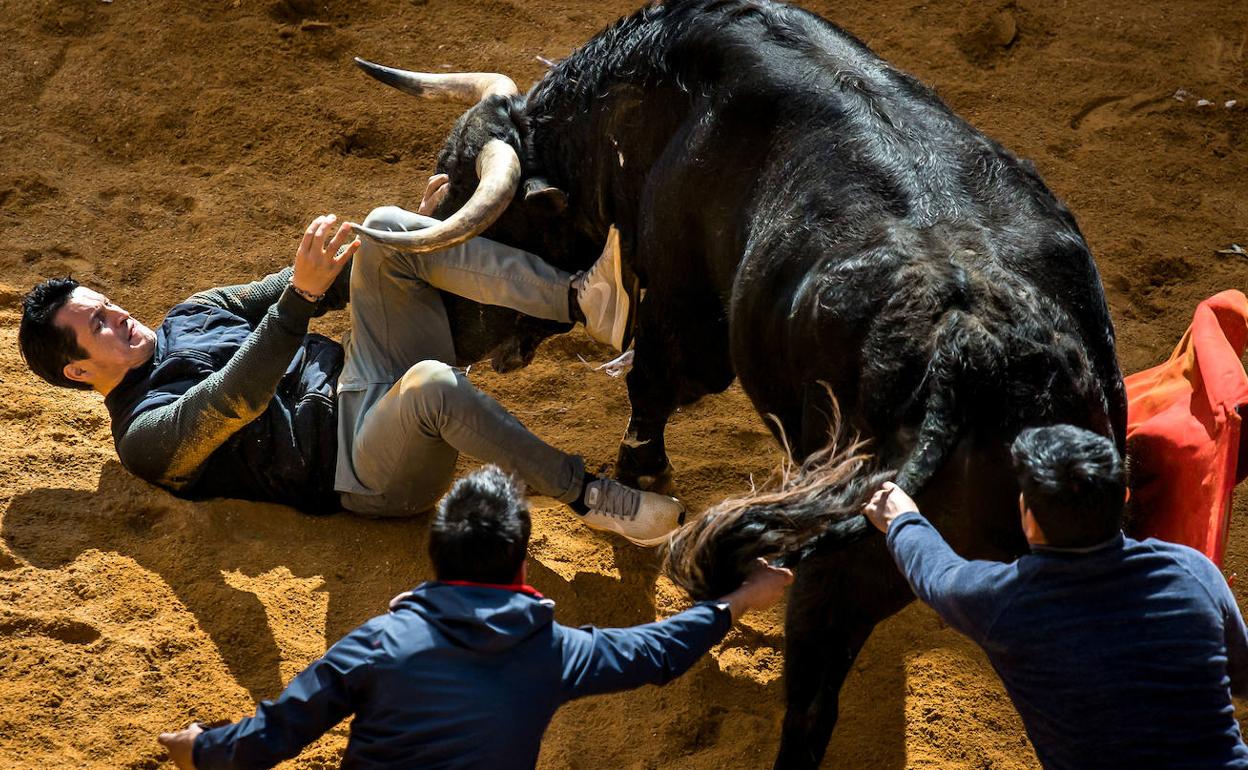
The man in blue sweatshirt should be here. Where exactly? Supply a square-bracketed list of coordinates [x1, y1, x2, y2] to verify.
[158, 465, 793, 769]
[863, 423, 1248, 769]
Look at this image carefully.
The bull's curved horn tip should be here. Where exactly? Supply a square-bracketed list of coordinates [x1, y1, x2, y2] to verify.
[349, 223, 389, 242]
[353, 57, 396, 76]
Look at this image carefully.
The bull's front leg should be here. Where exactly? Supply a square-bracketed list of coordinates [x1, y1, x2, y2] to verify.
[617, 316, 679, 491]
[617, 415, 674, 491]
[616, 287, 733, 491]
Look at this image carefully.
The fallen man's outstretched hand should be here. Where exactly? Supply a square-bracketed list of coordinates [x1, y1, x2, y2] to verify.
[291, 214, 359, 301]
[418, 173, 450, 216]
[159, 722, 203, 770]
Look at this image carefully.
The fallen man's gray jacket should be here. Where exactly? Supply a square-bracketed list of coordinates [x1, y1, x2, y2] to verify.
[104, 267, 350, 512]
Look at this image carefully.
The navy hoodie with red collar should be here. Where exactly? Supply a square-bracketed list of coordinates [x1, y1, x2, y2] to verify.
[193, 581, 731, 769]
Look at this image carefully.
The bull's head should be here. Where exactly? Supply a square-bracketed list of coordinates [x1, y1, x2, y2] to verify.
[349, 58, 588, 372]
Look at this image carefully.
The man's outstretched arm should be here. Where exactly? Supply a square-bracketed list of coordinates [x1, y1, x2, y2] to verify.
[159, 622, 378, 770]
[186, 263, 351, 322]
[186, 216, 356, 322]
[865, 483, 1014, 644]
[560, 560, 792, 700]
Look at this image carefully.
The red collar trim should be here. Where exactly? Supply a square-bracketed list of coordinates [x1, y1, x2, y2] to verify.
[438, 580, 545, 599]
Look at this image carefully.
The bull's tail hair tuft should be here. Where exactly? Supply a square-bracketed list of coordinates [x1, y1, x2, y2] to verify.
[664, 396, 893, 600]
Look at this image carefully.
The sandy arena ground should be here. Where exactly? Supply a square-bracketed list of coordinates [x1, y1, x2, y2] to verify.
[0, 0, 1245, 767]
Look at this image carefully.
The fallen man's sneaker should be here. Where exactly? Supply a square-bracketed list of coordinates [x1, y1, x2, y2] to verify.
[581, 477, 685, 547]
[574, 227, 636, 352]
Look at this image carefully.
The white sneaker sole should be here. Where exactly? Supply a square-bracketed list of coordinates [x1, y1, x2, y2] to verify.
[584, 507, 686, 548]
[608, 228, 635, 352]
[620, 527, 679, 548]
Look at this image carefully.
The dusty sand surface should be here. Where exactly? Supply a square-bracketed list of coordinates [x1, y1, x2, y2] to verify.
[0, 0, 1245, 768]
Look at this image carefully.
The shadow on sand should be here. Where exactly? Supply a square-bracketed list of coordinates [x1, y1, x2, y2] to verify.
[3, 462, 662, 698]
[3, 461, 908, 768]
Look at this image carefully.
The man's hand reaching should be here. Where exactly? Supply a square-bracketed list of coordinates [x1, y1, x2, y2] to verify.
[418, 174, 450, 216]
[292, 214, 358, 300]
[159, 722, 203, 770]
[863, 481, 919, 533]
[721, 558, 794, 622]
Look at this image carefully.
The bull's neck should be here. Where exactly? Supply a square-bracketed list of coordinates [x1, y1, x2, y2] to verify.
[522, 5, 693, 234]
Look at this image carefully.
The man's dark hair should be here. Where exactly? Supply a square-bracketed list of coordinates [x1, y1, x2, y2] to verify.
[19, 277, 91, 391]
[1010, 424, 1125, 548]
[429, 465, 531, 583]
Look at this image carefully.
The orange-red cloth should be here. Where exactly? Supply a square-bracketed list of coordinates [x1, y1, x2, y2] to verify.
[1125, 290, 1248, 566]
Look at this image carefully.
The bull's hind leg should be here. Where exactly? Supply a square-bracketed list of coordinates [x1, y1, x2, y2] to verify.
[774, 536, 914, 770]
[616, 287, 734, 489]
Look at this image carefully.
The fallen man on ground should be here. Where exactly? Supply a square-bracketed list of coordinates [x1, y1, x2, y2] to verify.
[18, 174, 685, 545]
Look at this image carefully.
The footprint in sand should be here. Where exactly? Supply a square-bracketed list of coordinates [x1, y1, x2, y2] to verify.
[0, 612, 101, 645]
[1069, 92, 1179, 131]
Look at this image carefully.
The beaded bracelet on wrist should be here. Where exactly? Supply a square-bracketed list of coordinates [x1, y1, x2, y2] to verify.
[289, 282, 325, 304]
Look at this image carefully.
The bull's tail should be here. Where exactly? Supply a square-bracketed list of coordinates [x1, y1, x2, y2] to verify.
[664, 399, 896, 601]
[663, 306, 1001, 601]
[666, 251, 1112, 600]
[890, 308, 990, 490]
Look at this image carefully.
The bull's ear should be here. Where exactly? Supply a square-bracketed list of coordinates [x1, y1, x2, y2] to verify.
[522, 176, 568, 213]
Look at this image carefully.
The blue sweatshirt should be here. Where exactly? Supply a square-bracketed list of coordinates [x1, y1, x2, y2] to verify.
[886, 511, 1248, 770]
[193, 582, 732, 769]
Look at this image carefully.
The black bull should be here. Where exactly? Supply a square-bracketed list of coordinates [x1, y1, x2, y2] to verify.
[355, 0, 1127, 766]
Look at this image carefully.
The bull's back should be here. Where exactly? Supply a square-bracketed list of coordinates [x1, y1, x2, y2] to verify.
[679, 3, 1125, 442]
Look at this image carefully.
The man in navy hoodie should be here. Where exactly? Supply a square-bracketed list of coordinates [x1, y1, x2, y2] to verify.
[159, 465, 793, 769]
[864, 424, 1248, 769]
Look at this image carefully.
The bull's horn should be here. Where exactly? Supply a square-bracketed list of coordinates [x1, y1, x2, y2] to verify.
[350, 138, 521, 253]
[353, 57, 518, 103]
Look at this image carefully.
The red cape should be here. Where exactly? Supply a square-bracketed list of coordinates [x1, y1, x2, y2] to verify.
[1125, 290, 1248, 566]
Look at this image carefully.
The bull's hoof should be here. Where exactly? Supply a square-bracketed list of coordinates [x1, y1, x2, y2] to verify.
[489, 340, 538, 373]
[634, 463, 676, 495]
[616, 450, 675, 494]
[617, 431, 676, 493]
